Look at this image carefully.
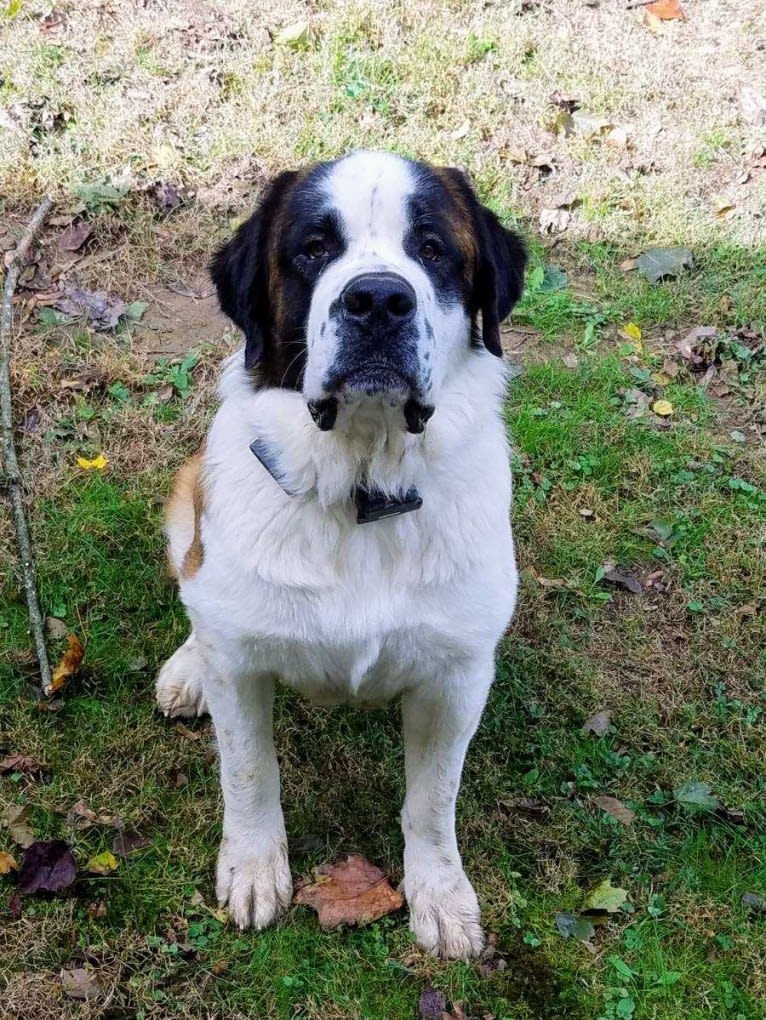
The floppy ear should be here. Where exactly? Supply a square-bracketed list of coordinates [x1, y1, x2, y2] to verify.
[210, 170, 297, 370]
[474, 204, 527, 357]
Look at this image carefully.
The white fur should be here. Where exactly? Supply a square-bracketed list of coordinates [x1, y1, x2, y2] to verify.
[156, 153, 519, 958]
[303, 151, 468, 407]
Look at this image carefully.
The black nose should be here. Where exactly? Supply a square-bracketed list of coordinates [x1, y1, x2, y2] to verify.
[341, 273, 416, 325]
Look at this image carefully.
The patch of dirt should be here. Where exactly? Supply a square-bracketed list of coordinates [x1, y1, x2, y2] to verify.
[132, 273, 232, 365]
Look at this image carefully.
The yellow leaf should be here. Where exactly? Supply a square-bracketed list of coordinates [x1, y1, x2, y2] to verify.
[651, 371, 672, 386]
[0, 851, 18, 874]
[621, 322, 642, 343]
[652, 399, 674, 417]
[77, 454, 108, 471]
[46, 633, 85, 696]
[87, 850, 119, 875]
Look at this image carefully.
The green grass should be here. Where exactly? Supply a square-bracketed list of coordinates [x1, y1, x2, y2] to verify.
[2, 304, 764, 1016]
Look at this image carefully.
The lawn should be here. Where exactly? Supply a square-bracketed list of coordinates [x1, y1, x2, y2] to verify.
[1, 2, 765, 1018]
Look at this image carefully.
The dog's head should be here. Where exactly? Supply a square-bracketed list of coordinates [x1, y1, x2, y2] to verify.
[211, 151, 526, 432]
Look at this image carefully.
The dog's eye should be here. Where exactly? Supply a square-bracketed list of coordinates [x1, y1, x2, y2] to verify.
[306, 238, 328, 260]
[420, 241, 441, 263]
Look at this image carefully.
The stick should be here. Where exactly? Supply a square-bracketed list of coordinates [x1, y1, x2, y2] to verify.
[1, 197, 54, 694]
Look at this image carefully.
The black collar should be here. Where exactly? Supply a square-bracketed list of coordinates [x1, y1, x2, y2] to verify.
[249, 438, 422, 525]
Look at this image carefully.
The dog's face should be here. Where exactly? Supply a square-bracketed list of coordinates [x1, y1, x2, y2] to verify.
[211, 151, 526, 432]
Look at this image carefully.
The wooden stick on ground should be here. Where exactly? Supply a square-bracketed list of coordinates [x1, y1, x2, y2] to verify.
[1, 197, 55, 694]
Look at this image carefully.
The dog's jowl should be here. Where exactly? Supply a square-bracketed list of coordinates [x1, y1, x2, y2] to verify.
[156, 151, 526, 959]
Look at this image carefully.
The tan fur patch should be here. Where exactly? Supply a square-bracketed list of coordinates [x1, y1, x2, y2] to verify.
[165, 451, 206, 580]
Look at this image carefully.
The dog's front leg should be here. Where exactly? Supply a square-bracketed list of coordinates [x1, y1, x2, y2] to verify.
[203, 656, 292, 930]
[401, 663, 492, 959]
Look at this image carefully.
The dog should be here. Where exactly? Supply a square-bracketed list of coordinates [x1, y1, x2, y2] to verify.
[155, 150, 526, 959]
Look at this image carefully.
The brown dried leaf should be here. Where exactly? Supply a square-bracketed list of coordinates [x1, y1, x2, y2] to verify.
[46, 634, 84, 696]
[65, 800, 98, 829]
[583, 710, 612, 736]
[45, 616, 68, 639]
[4, 804, 35, 848]
[55, 287, 127, 331]
[112, 829, 152, 858]
[593, 795, 636, 825]
[294, 854, 403, 929]
[61, 967, 101, 1001]
[58, 220, 92, 252]
[0, 754, 41, 776]
[602, 564, 643, 595]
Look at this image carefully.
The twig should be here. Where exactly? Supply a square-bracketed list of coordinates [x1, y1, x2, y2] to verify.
[1, 197, 55, 695]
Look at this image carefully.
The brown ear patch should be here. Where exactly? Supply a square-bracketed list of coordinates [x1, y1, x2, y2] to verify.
[165, 451, 207, 581]
[434, 168, 479, 288]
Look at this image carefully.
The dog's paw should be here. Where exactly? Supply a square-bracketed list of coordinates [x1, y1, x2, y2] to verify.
[216, 835, 292, 930]
[405, 867, 485, 959]
[155, 636, 208, 718]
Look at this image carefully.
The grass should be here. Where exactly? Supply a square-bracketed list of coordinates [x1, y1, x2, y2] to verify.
[1, 1, 766, 1017]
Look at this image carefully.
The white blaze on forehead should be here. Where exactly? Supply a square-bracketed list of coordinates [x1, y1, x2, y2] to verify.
[322, 150, 415, 253]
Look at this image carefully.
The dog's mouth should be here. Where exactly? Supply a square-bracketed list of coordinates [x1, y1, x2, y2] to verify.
[338, 362, 411, 399]
[310, 359, 433, 434]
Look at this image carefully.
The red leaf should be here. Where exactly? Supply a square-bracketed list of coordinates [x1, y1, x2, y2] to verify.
[58, 220, 92, 252]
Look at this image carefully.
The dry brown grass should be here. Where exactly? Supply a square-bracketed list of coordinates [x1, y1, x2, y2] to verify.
[2, 0, 765, 246]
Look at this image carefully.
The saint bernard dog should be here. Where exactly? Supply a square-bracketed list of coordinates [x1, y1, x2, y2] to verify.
[156, 150, 527, 959]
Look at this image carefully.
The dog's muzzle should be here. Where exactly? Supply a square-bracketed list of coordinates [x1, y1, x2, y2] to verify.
[311, 271, 434, 433]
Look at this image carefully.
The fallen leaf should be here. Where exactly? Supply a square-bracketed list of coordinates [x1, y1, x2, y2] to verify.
[739, 86, 766, 127]
[59, 368, 108, 393]
[77, 454, 107, 471]
[61, 967, 101, 1001]
[562, 351, 579, 369]
[87, 899, 107, 918]
[645, 0, 685, 20]
[274, 19, 309, 47]
[605, 126, 628, 149]
[535, 575, 569, 589]
[55, 287, 127, 331]
[148, 180, 182, 213]
[636, 247, 693, 284]
[87, 850, 119, 875]
[66, 800, 98, 829]
[572, 111, 614, 139]
[673, 780, 719, 812]
[742, 892, 766, 914]
[45, 617, 68, 639]
[58, 220, 92, 252]
[620, 322, 642, 344]
[583, 710, 612, 735]
[499, 797, 551, 821]
[593, 796, 636, 826]
[652, 399, 674, 417]
[583, 878, 629, 914]
[602, 564, 643, 595]
[112, 829, 151, 858]
[419, 986, 446, 1019]
[555, 912, 595, 941]
[0, 754, 41, 776]
[47, 633, 84, 695]
[539, 207, 570, 234]
[0, 851, 18, 873]
[449, 118, 470, 140]
[294, 854, 403, 928]
[18, 840, 77, 894]
[619, 258, 638, 272]
[4, 804, 35, 848]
